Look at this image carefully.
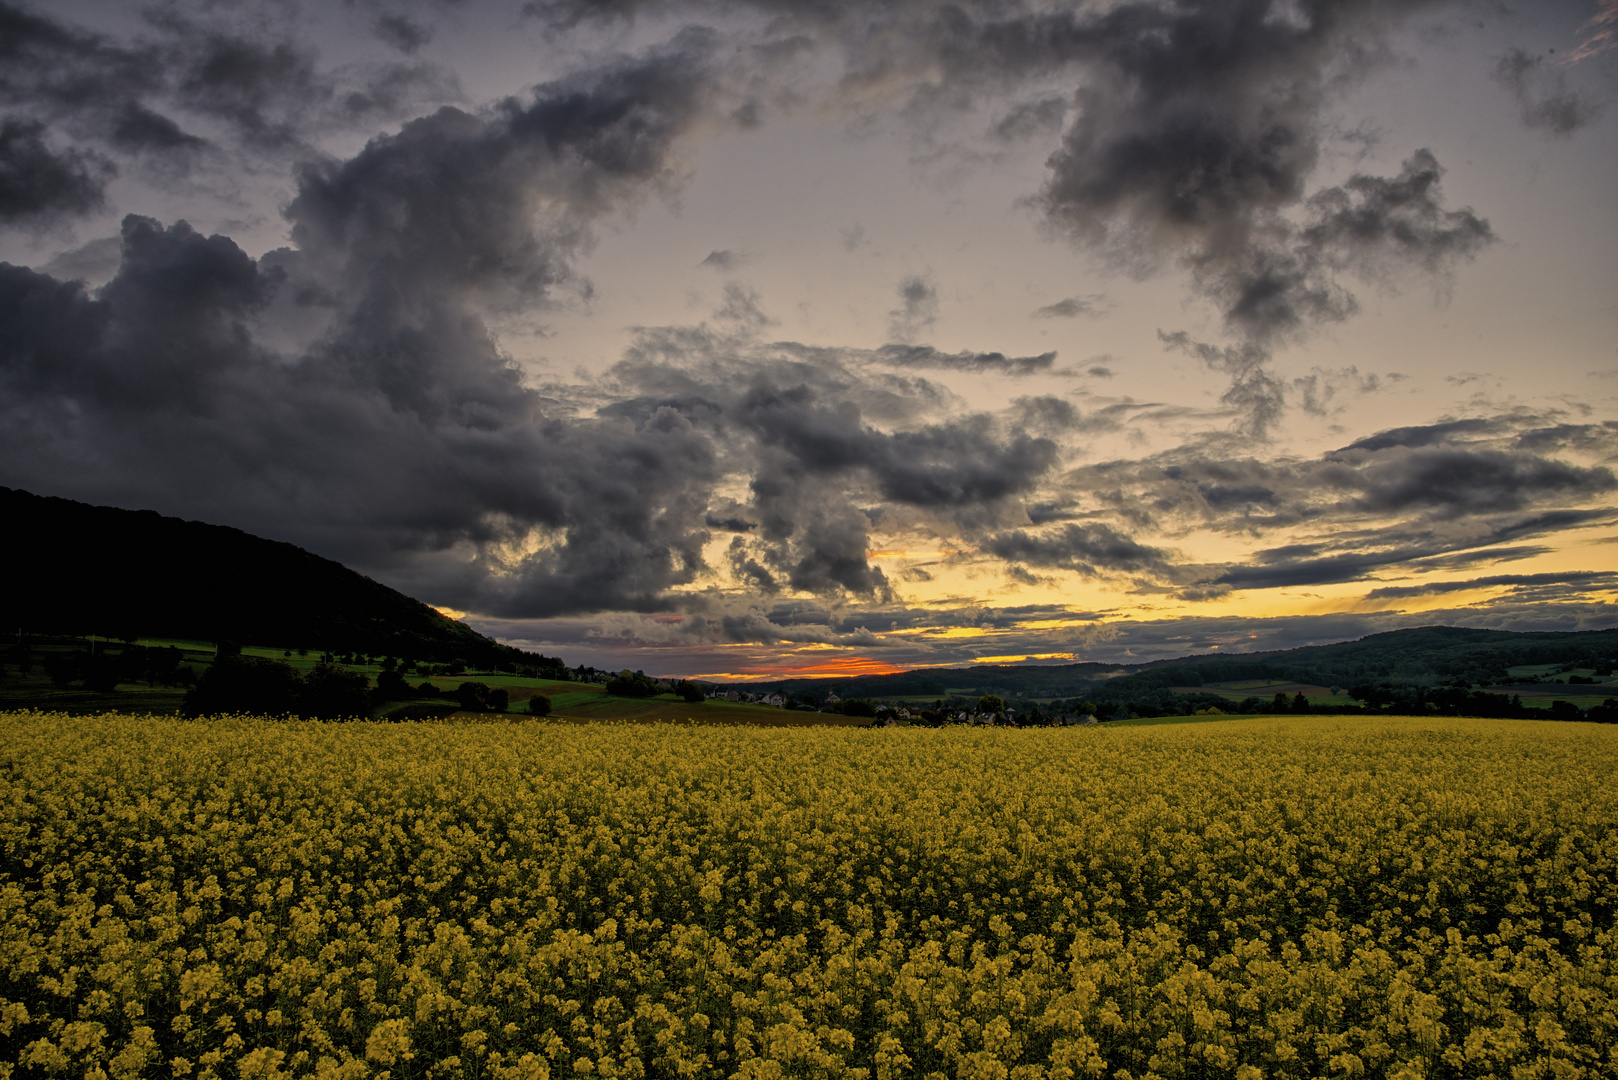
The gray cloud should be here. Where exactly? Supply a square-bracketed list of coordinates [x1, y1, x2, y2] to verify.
[991, 95, 1067, 141]
[374, 14, 434, 55]
[719, 612, 888, 647]
[1031, 294, 1108, 319]
[985, 522, 1174, 578]
[0, 37, 738, 620]
[0, 0, 1505, 446]
[38, 234, 121, 284]
[1338, 447, 1615, 517]
[1494, 47, 1601, 135]
[873, 344, 1056, 376]
[0, 0, 461, 201]
[887, 274, 938, 343]
[1363, 570, 1618, 601]
[0, 118, 114, 224]
[0, 0, 1606, 649]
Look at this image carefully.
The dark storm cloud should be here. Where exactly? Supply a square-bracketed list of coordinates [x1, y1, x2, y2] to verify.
[0, 118, 114, 224]
[0, 18, 1077, 621]
[1191, 507, 1616, 593]
[0, 37, 740, 620]
[0, 1, 461, 203]
[374, 14, 435, 55]
[1494, 47, 1601, 135]
[1012, 415, 1618, 598]
[1337, 447, 1616, 516]
[1, 0, 1607, 637]
[1057, 417, 1616, 535]
[1155, 151, 1492, 434]
[985, 522, 1174, 577]
[0, 2, 156, 119]
[1363, 571, 1618, 601]
[157, 20, 325, 150]
[108, 103, 210, 157]
[597, 329, 1066, 605]
[155, 14, 461, 149]
[1514, 421, 1618, 457]
[731, 380, 1057, 509]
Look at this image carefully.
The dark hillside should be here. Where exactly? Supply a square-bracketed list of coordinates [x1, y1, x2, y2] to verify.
[0, 486, 550, 666]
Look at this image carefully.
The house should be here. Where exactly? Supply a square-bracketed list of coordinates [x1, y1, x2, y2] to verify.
[765, 693, 785, 707]
[825, 692, 841, 705]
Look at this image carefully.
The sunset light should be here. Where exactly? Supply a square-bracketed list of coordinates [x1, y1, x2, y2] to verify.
[0, 0, 1612, 680]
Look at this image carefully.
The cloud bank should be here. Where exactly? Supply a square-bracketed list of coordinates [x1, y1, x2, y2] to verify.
[0, 0, 1613, 669]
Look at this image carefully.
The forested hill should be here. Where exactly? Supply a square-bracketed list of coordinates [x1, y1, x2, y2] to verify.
[767, 625, 1618, 699]
[1, 486, 560, 668]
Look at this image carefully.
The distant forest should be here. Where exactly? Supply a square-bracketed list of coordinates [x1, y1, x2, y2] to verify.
[765, 625, 1618, 721]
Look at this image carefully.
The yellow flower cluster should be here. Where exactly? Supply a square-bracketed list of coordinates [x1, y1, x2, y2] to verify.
[0, 712, 1613, 1080]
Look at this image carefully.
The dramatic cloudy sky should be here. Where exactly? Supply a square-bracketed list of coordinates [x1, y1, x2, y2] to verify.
[3, 0, 1616, 678]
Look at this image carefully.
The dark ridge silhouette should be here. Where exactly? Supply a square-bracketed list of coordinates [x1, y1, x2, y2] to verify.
[0, 486, 553, 666]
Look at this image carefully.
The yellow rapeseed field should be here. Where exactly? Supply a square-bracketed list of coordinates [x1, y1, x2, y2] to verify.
[0, 712, 1613, 1080]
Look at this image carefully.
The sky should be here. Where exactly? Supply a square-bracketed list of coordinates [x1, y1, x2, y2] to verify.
[2, 0, 1616, 680]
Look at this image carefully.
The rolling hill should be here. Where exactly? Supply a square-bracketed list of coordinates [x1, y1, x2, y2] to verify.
[764, 625, 1618, 703]
[1, 486, 557, 667]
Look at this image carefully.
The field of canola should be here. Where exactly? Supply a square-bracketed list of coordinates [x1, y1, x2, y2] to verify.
[0, 712, 1614, 1080]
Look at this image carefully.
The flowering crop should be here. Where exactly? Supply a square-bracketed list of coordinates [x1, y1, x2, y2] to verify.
[0, 712, 1613, 1079]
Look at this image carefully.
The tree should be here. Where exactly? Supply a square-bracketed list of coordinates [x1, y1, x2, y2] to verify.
[674, 680, 704, 703]
[373, 668, 412, 703]
[1292, 692, 1310, 713]
[605, 670, 659, 697]
[299, 664, 372, 720]
[184, 655, 300, 717]
[840, 699, 877, 718]
[527, 694, 551, 717]
[489, 688, 509, 712]
[82, 653, 122, 693]
[978, 694, 1006, 717]
[456, 682, 493, 710]
[42, 652, 80, 688]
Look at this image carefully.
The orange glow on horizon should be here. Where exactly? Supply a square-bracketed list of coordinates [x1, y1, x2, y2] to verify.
[687, 655, 906, 682]
[972, 652, 1077, 664]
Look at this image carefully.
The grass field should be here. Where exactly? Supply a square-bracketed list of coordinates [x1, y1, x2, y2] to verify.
[0, 643, 865, 725]
[0, 711, 1612, 1079]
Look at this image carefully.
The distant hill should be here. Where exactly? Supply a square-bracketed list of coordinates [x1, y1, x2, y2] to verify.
[0, 486, 558, 667]
[766, 625, 1618, 702]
